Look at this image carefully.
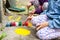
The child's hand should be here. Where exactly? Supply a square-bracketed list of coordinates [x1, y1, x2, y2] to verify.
[27, 15, 34, 20]
[27, 3, 32, 9]
[24, 15, 34, 23]
[29, 10, 36, 16]
[36, 22, 48, 31]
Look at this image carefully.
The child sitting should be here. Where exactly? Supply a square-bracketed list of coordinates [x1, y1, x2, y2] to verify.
[27, 0, 48, 15]
[26, 0, 60, 40]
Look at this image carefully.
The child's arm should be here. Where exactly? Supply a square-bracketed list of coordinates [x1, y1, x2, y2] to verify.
[24, 15, 34, 23]
[29, 9, 36, 16]
[36, 22, 48, 31]
[45, 0, 60, 28]
[27, 3, 32, 9]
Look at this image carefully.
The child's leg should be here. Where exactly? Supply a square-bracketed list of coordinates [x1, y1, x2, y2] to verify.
[36, 27, 60, 40]
[31, 15, 47, 27]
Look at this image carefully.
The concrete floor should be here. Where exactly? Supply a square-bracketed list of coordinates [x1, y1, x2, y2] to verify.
[1, 27, 39, 40]
[0, 14, 40, 40]
[0, 11, 40, 40]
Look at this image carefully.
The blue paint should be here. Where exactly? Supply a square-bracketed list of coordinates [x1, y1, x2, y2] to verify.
[6, 23, 11, 27]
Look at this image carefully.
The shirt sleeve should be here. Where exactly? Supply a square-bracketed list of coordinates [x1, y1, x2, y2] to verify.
[48, 18, 60, 28]
[41, 0, 60, 28]
[48, 0, 60, 28]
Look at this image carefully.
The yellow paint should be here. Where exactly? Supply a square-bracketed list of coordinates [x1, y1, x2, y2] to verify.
[14, 28, 31, 36]
[15, 16, 21, 22]
[28, 22, 32, 27]
[8, 16, 13, 20]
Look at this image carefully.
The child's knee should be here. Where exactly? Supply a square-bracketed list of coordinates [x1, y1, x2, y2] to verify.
[36, 27, 56, 39]
[31, 16, 38, 25]
[31, 15, 47, 26]
[42, 2, 48, 10]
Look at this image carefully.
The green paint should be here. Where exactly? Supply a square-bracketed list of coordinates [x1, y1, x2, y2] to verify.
[19, 21, 22, 26]
[0, 32, 7, 40]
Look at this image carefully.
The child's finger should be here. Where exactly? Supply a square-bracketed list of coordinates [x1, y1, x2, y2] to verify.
[40, 22, 48, 27]
[36, 26, 41, 31]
